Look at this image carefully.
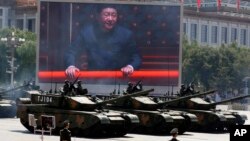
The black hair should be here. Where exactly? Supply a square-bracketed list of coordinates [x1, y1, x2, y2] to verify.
[96, 4, 119, 14]
[63, 120, 70, 128]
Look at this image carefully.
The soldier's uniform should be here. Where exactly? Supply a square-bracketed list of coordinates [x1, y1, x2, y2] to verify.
[126, 82, 134, 94]
[60, 120, 71, 141]
[60, 128, 71, 141]
[63, 80, 70, 95]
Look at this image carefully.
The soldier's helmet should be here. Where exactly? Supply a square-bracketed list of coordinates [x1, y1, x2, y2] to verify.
[128, 82, 133, 87]
[77, 80, 82, 84]
[170, 128, 178, 134]
[65, 80, 69, 84]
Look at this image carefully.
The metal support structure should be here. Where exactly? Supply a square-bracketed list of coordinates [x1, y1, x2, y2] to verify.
[242, 77, 250, 106]
[0, 32, 25, 88]
[243, 77, 250, 95]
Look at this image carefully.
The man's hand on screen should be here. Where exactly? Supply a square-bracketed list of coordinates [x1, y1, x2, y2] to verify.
[121, 65, 134, 77]
[65, 66, 80, 79]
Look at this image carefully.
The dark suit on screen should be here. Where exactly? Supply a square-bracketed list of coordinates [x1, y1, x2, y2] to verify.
[64, 23, 141, 70]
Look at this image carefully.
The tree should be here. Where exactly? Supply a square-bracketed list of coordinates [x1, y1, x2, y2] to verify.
[0, 40, 8, 85]
[182, 40, 250, 94]
[0, 28, 36, 86]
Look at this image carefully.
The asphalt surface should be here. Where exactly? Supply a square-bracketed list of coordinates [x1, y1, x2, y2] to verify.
[0, 110, 249, 141]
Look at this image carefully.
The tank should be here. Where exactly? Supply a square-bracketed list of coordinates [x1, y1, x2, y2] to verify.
[16, 82, 152, 137]
[0, 99, 16, 118]
[96, 81, 200, 135]
[154, 89, 249, 132]
[0, 84, 30, 118]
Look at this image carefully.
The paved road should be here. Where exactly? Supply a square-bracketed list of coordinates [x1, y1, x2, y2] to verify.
[0, 119, 231, 141]
[1, 110, 249, 141]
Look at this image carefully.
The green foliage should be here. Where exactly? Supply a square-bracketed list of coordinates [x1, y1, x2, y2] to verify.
[182, 40, 250, 93]
[0, 28, 36, 85]
[0, 41, 8, 85]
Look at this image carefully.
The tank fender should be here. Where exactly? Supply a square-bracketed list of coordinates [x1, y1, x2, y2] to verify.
[183, 113, 198, 122]
[159, 114, 174, 123]
[16, 98, 31, 105]
[96, 115, 110, 124]
[214, 113, 227, 122]
[122, 113, 140, 124]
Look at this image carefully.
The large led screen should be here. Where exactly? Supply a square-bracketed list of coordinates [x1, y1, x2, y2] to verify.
[38, 0, 181, 86]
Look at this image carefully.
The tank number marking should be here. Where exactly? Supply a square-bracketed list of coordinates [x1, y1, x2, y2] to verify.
[37, 96, 53, 103]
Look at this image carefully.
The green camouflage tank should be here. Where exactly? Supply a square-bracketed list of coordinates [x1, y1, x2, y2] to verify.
[96, 82, 198, 135]
[16, 86, 154, 137]
[153, 88, 249, 132]
[0, 84, 30, 118]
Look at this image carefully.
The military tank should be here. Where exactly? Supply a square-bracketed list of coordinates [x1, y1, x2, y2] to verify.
[154, 87, 249, 132]
[0, 84, 30, 118]
[96, 81, 214, 135]
[16, 81, 152, 137]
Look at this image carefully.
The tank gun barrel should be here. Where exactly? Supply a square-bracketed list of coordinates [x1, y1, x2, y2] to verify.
[158, 89, 216, 107]
[97, 89, 154, 106]
[0, 84, 29, 95]
[208, 94, 250, 107]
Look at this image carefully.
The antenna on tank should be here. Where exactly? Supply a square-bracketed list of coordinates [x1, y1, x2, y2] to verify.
[49, 72, 53, 94]
[118, 83, 120, 95]
[54, 82, 57, 93]
[166, 54, 170, 96]
[112, 71, 117, 95]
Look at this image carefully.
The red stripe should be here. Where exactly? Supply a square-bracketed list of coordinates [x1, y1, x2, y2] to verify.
[38, 70, 179, 79]
[237, 0, 240, 12]
[197, 0, 201, 9]
[143, 55, 178, 59]
[217, 0, 221, 11]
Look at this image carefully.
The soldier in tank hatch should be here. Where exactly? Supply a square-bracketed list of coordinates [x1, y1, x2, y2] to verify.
[63, 80, 70, 95]
[76, 80, 88, 95]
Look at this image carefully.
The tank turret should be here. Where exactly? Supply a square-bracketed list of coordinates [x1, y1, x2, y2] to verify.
[25, 88, 154, 111]
[158, 90, 250, 111]
[16, 81, 154, 137]
[0, 84, 30, 99]
[208, 94, 250, 108]
[157, 90, 217, 108]
[0, 84, 30, 117]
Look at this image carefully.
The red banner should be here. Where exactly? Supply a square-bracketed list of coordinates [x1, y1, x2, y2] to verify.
[237, 0, 240, 12]
[217, 0, 221, 11]
[197, 0, 201, 11]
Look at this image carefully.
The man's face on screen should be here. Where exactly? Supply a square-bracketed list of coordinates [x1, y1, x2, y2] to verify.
[99, 7, 118, 31]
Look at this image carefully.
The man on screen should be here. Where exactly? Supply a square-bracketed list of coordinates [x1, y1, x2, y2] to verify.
[65, 5, 141, 78]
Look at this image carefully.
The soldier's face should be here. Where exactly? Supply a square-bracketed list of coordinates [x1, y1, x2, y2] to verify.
[99, 7, 118, 31]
